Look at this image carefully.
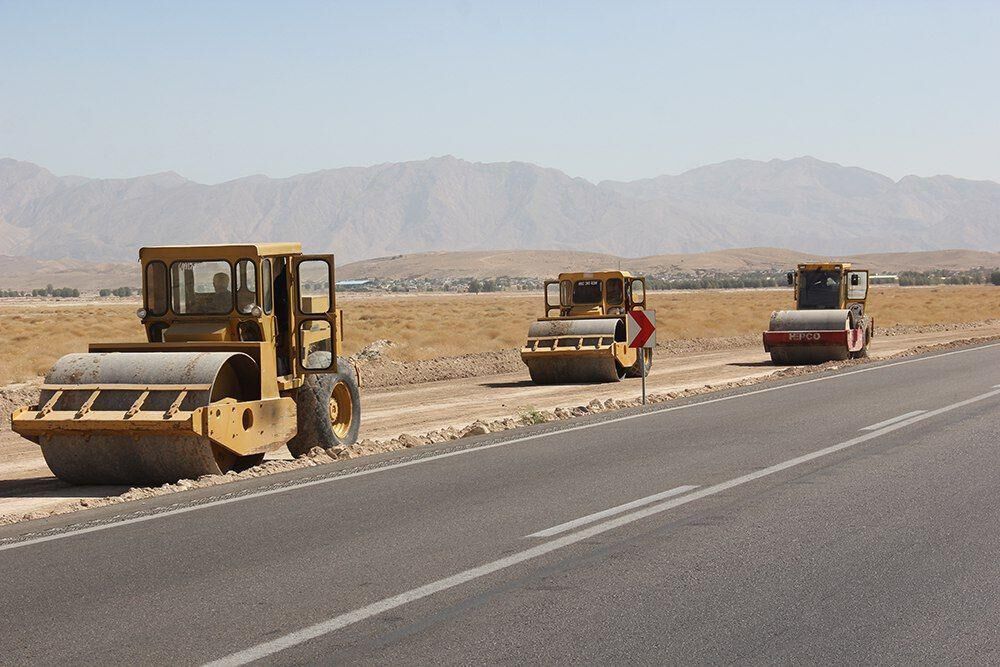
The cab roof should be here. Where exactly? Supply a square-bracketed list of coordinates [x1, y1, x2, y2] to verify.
[797, 262, 852, 271]
[139, 242, 303, 260]
[557, 270, 636, 280]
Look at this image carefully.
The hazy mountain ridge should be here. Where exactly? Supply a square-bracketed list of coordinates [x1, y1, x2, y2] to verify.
[339, 247, 1000, 281]
[1, 156, 998, 263]
[1, 247, 997, 289]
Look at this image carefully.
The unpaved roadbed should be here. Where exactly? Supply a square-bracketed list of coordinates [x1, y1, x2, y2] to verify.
[354, 319, 1000, 388]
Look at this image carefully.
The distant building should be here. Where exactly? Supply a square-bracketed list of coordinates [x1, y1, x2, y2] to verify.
[870, 274, 899, 285]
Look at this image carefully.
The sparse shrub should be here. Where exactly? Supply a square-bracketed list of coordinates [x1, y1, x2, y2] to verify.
[522, 408, 547, 424]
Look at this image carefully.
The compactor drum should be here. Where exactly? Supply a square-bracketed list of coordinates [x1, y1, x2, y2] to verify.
[32, 352, 265, 485]
[763, 263, 874, 365]
[521, 272, 652, 384]
[12, 243, 361, 485]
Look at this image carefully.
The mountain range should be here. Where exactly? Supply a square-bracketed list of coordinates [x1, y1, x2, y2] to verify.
[338, 248, 1000, 281]
[1, 155, 998, 264]
[3, 246, 997, 290]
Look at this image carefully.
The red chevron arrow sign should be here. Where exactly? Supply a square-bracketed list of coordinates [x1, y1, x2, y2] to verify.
[627, 309, 656, 348]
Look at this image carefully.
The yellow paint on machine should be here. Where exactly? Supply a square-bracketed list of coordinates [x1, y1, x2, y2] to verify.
[521, 271, 653, 384]
[10, 242, 360, 486]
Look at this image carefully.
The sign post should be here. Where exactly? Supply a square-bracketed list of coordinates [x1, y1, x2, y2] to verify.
[626, 310, 656, 405]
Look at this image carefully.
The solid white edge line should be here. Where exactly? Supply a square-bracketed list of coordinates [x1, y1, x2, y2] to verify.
[2, 340, 999, 553]
[860, 410, 926, 431]
[205, 385, 1000, 666]
[525, 485, 699, 538]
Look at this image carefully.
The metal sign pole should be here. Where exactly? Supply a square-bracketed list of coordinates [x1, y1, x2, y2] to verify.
[640, 348, 646, 405]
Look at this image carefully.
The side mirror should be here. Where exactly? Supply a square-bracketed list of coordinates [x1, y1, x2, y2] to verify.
[786, 271, 794, 286]
[850, 274, 860, 286]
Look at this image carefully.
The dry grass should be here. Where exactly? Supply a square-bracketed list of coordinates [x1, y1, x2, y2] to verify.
[0, 301, 144, 383]
[343, 292, 538, 360]
[1, 286, 998, 383]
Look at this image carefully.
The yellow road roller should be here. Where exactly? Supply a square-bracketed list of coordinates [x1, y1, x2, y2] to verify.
[763, 262, 875, 364]
[521, 271, 652, 384]
[11, 243, 361, 485]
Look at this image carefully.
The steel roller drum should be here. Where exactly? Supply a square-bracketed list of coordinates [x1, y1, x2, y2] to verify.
[768, 309, 852, 332]
[767, 309, 852, 364]
[523, 318, 625, 384]
[36, 352, 260, 486]
[526, 318, 623, 338]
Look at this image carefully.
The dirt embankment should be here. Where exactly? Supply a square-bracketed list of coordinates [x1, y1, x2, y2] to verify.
[353, 319, 1000, 388]
[356, 346, 523, 389]
[0, 380, 41, 429]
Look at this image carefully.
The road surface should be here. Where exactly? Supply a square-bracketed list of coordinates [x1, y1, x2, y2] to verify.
[1, 340, 999, 664]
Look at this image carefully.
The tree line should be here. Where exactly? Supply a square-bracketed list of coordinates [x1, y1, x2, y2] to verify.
[898, 269, 1000, 286]
[0, 285, 136, 298]
[0, 284, 81, 297]
[99, 287, 134, 297]
[467, 278, 503, 293]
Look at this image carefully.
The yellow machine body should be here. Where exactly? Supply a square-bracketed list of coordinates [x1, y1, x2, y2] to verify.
[11, 242, 356, 485]
[521, 271, 651, 384]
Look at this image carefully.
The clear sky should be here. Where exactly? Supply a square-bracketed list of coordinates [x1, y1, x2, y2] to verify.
[2, 0, 998, 184]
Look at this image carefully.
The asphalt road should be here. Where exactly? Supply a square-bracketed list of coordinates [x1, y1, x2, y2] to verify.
[1, 341, 999, 665]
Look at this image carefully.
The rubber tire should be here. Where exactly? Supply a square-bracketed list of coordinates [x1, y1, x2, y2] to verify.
[625, 349, 653, 378]
[287, 353, 361, 457]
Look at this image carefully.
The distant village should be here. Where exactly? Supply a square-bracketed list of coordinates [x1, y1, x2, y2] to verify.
[1, 268, 998, 301]
[337, 268, 1000, 294]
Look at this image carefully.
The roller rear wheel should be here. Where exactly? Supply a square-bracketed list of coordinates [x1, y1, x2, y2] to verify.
[287, 353, 361, 457]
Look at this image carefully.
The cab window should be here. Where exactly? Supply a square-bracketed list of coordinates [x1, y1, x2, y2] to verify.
[261, 259, 273, 314]
[170, 260, 233, 314]
[573, 280, 602, 304]
[297, 259, 332, 314]
[236, 259, 258, 314]
[560, 280, 572, 306]
[145, 261, 168, 316]
[606, 278, 624, 305]
[629, 279, 646, 306]
[798, 270, 841, 309]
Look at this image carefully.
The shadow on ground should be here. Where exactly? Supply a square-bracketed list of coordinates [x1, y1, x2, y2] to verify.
[0, 476, 127, 499]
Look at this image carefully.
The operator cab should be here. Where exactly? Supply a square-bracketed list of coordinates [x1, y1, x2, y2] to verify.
[141, 252, 274, 344]
[543, 271, 647, 317]
[787, 263, 870, 312]
[796, 269, 842, 310]
[138, 243, 340, 380]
